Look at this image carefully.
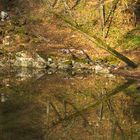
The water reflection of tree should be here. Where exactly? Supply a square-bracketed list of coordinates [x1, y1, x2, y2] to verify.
[0, 73, 139, 140]
[43, 79, 139, 140]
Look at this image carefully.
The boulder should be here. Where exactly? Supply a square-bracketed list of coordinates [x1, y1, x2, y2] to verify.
[95, 64, 110, 74]
[0, 11, 9, 22]
[58, 60, 72, 70]
[13, 51, 47, 68]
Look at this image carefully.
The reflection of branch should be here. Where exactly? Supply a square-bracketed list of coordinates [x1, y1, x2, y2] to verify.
[49, 80, 135, 129]
[107, 100, 126, 139]
[53, 95, 95, 134]
[99, 88, 105, 121]
[54, 95, 89, 124]
[50, 102, 62, 119]
[111, 120, 117, 140]
[66, 100, 89, 124]
[46, 100, 50, 126]
[64, 100, 67, 117]
[99, 103, 104, 121]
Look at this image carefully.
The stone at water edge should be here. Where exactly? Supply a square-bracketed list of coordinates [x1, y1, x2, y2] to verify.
[58, 62, 72, 70]
[13, 51, 47, 68]
[47, 57, 53, 65]
[16, 68, 46, 81]
[48, 63, 57, 69]
[95, 64, 110, 74]
[2, 35, 11, 46]
[0, 11, 9, 21]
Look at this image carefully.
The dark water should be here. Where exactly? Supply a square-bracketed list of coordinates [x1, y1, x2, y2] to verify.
[0, 68, 140, 140]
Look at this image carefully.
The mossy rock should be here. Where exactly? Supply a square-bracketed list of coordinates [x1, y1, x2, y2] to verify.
[104, 56, 120, 65]
[36, 51, 48, 60]
[64, 60, 72, 65]
[75, 58, 88, 64]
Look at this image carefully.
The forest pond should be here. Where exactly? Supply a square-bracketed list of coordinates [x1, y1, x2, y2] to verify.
[0, 68, 140, 140]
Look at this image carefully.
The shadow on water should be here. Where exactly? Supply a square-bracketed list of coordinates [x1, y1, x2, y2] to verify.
[0, 68, 140, 140]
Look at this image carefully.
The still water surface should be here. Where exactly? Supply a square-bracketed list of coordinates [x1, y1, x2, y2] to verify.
[0, 68, 140, 140]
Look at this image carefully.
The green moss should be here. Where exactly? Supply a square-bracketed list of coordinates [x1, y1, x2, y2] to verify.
[28, 14, 42, 23]
[64, 60, 72, 65]
[118, 26, 140, 50]
[75, 58, 88, 64]
[104, 55, 120, 64]
[131, 36, 140, 45]
[14, 26, 27, 34]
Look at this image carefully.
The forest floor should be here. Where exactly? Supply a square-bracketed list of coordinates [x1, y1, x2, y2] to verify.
[0, 1, 140, 77]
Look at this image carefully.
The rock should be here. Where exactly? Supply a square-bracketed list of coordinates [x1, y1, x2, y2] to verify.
[105, 74, 115, 78]
[58, 61, 72, 70]
[48, 63, 57, 69]
[13, 51, 47, 68]
[58, 64, 70, 70]
[95, 64, 110, 74]
[47, 70, 53, 75]
[1, 93, 8, 103]
[72, 62, 90, 70]
[61, 49, 70, 54]
[15, 68, 46, 81]
[0, 61, 4, 67]
[47, 57, 53, 65]
[0, 11, 9, 22]
[2, 35, 11, 46]
[95, 65, 103, 72]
